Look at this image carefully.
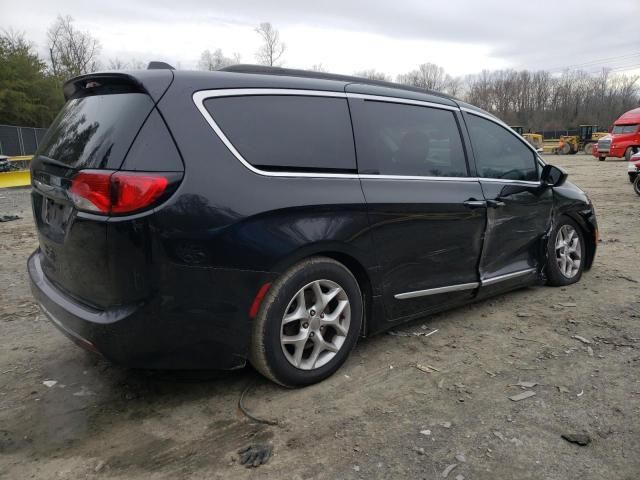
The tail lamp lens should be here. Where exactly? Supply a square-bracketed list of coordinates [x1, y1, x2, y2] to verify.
[111, 173, 168, 214]
[69, 170, 170, 215]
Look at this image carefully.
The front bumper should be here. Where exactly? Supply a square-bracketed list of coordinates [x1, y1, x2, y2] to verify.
[28, 250, 268, 369]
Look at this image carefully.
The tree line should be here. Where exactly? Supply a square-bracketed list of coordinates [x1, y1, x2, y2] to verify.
[1, 16, 638, 130]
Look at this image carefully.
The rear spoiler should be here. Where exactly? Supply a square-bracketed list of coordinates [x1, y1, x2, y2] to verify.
[63, 70, 174, 103]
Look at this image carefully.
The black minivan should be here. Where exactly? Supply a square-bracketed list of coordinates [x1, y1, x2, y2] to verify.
[28, 65, 597, 387]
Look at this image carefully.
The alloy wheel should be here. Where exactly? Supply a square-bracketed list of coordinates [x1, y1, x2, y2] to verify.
[280, 279, 351, 370]
[555, 224, 582, 278]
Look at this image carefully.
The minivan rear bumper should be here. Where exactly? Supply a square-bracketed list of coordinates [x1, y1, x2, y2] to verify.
[28, 250, 261, 370]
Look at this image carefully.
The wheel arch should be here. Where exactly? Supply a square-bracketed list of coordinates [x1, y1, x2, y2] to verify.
[563, 210, 597, 271]
[272, 243, 376, 336]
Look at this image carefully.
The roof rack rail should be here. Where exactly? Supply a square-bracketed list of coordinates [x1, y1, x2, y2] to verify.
[219, 64, 452, 100]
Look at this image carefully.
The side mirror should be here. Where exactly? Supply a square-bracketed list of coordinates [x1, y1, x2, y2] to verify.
[541, 164, 568, 187]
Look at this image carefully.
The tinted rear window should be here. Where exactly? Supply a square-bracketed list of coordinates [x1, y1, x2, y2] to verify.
[204, 95, 356, 172]
[36, 93, 154, 170]
[349, 99, 468, 177]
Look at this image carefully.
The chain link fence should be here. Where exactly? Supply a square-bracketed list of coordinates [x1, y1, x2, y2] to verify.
[0, 125, 48, 156]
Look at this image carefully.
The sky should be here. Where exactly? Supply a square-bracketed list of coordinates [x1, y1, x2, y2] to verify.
[3, 0, 640, 78]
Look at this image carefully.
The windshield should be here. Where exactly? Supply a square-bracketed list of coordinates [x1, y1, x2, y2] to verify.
[612, 124, 638, 135]
[36, 93, 154, 170]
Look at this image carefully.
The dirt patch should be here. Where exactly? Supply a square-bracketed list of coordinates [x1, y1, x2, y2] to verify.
[1, 155, 639, 479]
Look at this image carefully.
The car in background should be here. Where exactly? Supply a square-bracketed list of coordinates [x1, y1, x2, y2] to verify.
[0, 155, 12, 172]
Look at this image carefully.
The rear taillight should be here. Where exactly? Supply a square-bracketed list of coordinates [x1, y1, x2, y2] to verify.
[69, 170, 172, 215]
[111, 173, 168, 214]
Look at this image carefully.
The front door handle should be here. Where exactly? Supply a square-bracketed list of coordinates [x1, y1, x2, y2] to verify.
[463, 199, 487, 209]
[487, 199, 506, 208]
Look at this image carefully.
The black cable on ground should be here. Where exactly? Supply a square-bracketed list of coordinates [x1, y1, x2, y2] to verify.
[238, 383, 279, 426]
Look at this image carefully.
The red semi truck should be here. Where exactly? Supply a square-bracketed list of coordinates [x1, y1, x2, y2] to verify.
[594, 107, 640, 161]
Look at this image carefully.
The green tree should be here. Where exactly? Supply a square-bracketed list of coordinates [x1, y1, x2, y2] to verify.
[0, 31, 63, 127]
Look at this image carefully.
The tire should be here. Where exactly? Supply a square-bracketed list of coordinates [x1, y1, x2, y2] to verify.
[546, 217, 586, 287]
[598, 156, 606, 162]
[560, 142, 571, 155]
[583, 143, 593, 155]
[249, 256, 363, 387]
[625, 147, 635, 162]
[634, 176, 640, 197]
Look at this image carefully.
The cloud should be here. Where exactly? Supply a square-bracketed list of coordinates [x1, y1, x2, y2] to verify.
[4, 0, 640, 76]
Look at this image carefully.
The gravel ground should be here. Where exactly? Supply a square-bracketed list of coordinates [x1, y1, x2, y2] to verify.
[0, 155, 638, 479]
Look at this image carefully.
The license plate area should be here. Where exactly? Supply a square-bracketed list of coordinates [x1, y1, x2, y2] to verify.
[40, 196, 73, 240]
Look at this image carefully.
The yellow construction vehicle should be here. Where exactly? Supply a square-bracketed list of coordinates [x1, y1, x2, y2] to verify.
[523, 133, 544, 152]
[511, 126, 544, 152]
[0, 156, 31, 188]
[554, 125, 609, 155]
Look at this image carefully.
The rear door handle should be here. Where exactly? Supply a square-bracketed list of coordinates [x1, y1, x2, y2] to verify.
[487, 199, 506, 208]
[463, 200, 487, 209]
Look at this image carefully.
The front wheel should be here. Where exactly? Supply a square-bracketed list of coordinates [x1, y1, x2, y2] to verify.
[598, 156, 606, 162]
[625, 147, 634, 162]
[634, 176, 640, 197]
[250, 257, 363, 387]
[583, 143, 593, 155]
[546, 217, 586, 286]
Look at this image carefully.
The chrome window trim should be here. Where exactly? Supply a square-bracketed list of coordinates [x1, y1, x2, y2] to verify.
[394, 282, 479, 300]
[194, 88, 347, 100]
[359, 174, 477, 182]
[193, 88, 467, 180]
[480, 177, 542, 186]
[193, 89, 548, 184]
[480, 268, 537, 286]
[394, 267, 537, 300]
[346, 93, 459, 112]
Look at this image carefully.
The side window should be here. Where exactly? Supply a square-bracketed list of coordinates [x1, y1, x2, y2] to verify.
[204, 95, 356, 171]
[349, 99, 468, 177]
[466, 114, 538, 181]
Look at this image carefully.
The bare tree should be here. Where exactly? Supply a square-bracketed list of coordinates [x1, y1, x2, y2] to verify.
[47, 15, 101, 79]
[108, 58, 128, 70]
[254, 22, 285, 66]
[397, 63, 452, 91]
[1, 29, 32, 52]
[354, 69, 391, 81]
[129, 58, 148, 70]
[198, 49, 239, 71]
[107, 58, 148, 71]
[311, 63, 327, 72]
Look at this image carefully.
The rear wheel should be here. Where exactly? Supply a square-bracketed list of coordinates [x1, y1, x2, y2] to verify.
[250, 257, 363, 387]
[634, 176, 640, 197]
[546, 217, 586, 286]
[560, 142, 571, 155]
[583, 143, 593, 155]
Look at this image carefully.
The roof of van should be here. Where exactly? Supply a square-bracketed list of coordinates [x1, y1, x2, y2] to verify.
[65, 65, 503, 120]
[219, 64, 456, 101]
[615, 107, 640, 125]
